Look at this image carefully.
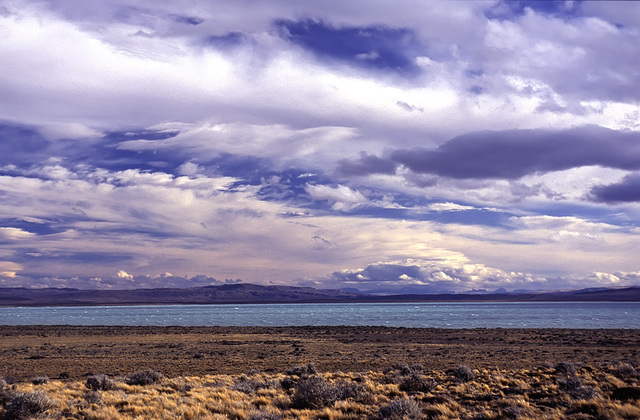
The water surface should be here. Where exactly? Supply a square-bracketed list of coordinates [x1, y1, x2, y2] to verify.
[2, 302, 639, 328]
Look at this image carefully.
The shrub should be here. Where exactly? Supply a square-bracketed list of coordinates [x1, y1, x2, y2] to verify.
[83, 390, 102, 405]
[611, 386, 640, 401]
[233, 375, 275, 394]
[125, 370, 163, 386]
[291, 376, 339, 409]
[0, 380, 10, 406]
[248, 412, 283, 420]
[502, 405, 524, 419]
[615, 363, 638, 379]
[3, 390, 54, 420]
[557, 375, 599, 400]
[391, 363, 423, 376]
[555, 361, 577, 376]
[378, 398, 422, 419]
[86, 374, 117, 391]
[399, 372, 435, 394]
[280, 376, 297, 390]
[286, 363, 317, 377]
[453, 364, 475, 382]
[31, 376, 49, 385]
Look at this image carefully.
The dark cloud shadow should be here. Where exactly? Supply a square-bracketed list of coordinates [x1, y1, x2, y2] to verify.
[589, 172, 640, 203]
[335, 152, 397, 177]
[391, 125, 640, 180]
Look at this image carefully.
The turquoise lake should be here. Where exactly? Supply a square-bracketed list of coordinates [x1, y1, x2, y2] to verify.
[1, 302, 639, 328]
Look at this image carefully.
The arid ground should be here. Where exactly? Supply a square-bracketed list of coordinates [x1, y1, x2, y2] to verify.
[1, 326, 639, 381]
[1, 326, 640, 419]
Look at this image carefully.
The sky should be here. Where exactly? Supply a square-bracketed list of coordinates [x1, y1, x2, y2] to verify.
[1, 0, 640, 293]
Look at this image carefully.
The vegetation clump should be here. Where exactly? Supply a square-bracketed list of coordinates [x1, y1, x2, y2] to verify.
[453, 364, 475, 382]
[378, 398, 422, 419]
[30, 377, 49, 386]
[291, 375, 340, 409]
[285, 363, 317, 377]
[125, 370, 163, 386]
[2, 390, 54, 420]
[85, 374, 117, 391]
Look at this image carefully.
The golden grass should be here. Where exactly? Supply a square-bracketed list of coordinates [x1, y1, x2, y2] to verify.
[1, 362, 640, 419]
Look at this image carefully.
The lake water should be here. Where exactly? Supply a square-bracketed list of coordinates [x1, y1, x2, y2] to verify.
[1, 302, 639, 328]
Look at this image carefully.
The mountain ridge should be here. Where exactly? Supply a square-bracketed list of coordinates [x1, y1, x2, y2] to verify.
[1, 283, 640, 307]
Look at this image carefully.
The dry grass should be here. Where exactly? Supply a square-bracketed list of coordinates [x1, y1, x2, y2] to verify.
[2, 362, 640, 419]
[2, 327, 640, 418]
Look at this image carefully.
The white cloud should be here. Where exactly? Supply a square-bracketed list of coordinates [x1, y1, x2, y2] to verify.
[115, 270, 134, 281]
[38, 123, 104, 140]
[305, 184, 368, 211]
[0, 227, 35, 240]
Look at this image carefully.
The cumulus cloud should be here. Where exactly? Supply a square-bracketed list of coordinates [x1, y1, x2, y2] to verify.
[308, 258, 550, 294]
[305, 184, 368, 211]
[115, 270, 134, 281]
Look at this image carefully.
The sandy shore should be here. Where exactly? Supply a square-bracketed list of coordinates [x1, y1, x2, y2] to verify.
[1, 326, 639, 382]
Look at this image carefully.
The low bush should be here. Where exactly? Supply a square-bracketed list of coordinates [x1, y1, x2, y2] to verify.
[453, 364, 475, 382]
[31, 376, 49, 385]
[391, 363, 423, 376]
[291, 376, 339, 409]
[611, 386, 640, 402]
[286, 363, 317, 377]
[378, 398, 422, 419]
[248, 412, 283, 420]
[125, 370, 163, 386]
[83, 390, 102, 405]
[3, 390, 54, 420]
[614, 363, 638, 379]
[399, 372, 435, 394]
[555, 361, 577, 376]
[233, 375, 276, 394]
[86, 374, 117, 391]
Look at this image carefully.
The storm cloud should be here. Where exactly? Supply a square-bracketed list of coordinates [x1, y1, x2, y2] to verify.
[391, 126, 640, 180]
[589, 173, 640, 203]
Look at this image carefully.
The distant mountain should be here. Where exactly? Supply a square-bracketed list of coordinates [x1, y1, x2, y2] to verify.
[0, 283, 639, 307]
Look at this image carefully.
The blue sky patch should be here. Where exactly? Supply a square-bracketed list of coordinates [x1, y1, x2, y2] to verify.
[276, 19, 421, 74]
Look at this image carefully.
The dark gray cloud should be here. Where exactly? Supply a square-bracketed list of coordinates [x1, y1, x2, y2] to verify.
[391, 125, 640, 180]
[335, 152, 397, 177]
[589, 173, 640, 203]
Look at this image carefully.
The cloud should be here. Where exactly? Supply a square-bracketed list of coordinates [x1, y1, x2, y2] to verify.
[0, 227, 36, 241]
[335, 152, 397, 177]
[308, 258, 551, 293]
[305, 184, 368, 211]
[426, 202, 479, 212]
[115, 270, 134, 281]
[589, 172, 640, 203]
[2, 1, 640, 292]
[391, 125, 640, 180]
[38, 123, 104, 141]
